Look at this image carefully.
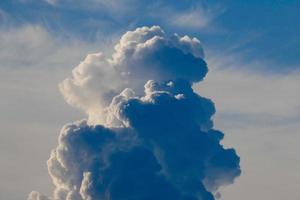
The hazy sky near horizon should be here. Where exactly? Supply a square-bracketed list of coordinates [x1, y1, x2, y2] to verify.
[0, 1, 300, 200]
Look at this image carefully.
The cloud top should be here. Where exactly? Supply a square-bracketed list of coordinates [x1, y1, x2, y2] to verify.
[59, 26, 207, 124]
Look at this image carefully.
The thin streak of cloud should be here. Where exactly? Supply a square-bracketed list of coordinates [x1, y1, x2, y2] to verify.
[0, 25, 118, 70]
[166, 5, 225, 30]
[1, 0, 226, 39]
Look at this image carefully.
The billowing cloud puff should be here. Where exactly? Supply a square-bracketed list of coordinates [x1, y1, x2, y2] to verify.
[59, 26, 207, 124]
[28, 191, 50, 200]
[29, 26, 240, 200]
[30, 81, 240, 200]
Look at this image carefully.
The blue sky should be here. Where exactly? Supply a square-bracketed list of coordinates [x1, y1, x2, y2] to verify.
[1, 0, 300, 69]
[0, 1, 300, 200]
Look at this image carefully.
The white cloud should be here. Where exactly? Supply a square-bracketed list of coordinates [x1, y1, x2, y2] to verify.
[59, 26, 208, 124]
[44, 0, 135, 17]
[0, 25, 103, 200]
[44, 0, 58, 5]
[0, 26, 205, 195]
[1, 21, 298, 200]
[31, 79, 240, 200]
[26, 25, 240, 200]
[40, 0, 223, 33]
[0, 25, 108, 70]
[168, 6, 222, 30]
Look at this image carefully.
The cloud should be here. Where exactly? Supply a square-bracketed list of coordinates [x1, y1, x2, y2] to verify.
[59, 26, 207, 124]
[163, 5, 224, 30]
[196, 53, 300, 120]
[0, 25, 108, 70]
[30, 81, 240, 200]
[0, 25, 58, 69]
[194, 55, 300, 200]
[44, 0, 58, 5]
[194, 53, 300, 200]
[2, 0, 223, 40]
[29, 26, 240, 200]
[28, 191, 50, 200]
[0, 24, 99, 200]
[0, 8, 10, 25]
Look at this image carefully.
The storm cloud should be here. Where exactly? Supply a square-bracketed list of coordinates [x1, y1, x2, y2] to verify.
[29, 26, 240, 200]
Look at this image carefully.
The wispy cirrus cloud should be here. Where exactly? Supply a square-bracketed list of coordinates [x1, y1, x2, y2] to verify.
[163, 4, 225, 30]
[0, 0, 224, 40]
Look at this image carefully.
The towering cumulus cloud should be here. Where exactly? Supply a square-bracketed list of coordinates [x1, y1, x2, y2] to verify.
[28, 26, 240, 200]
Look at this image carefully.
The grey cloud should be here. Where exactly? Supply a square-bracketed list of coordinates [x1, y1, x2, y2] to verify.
[29, 26, 240, 200]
